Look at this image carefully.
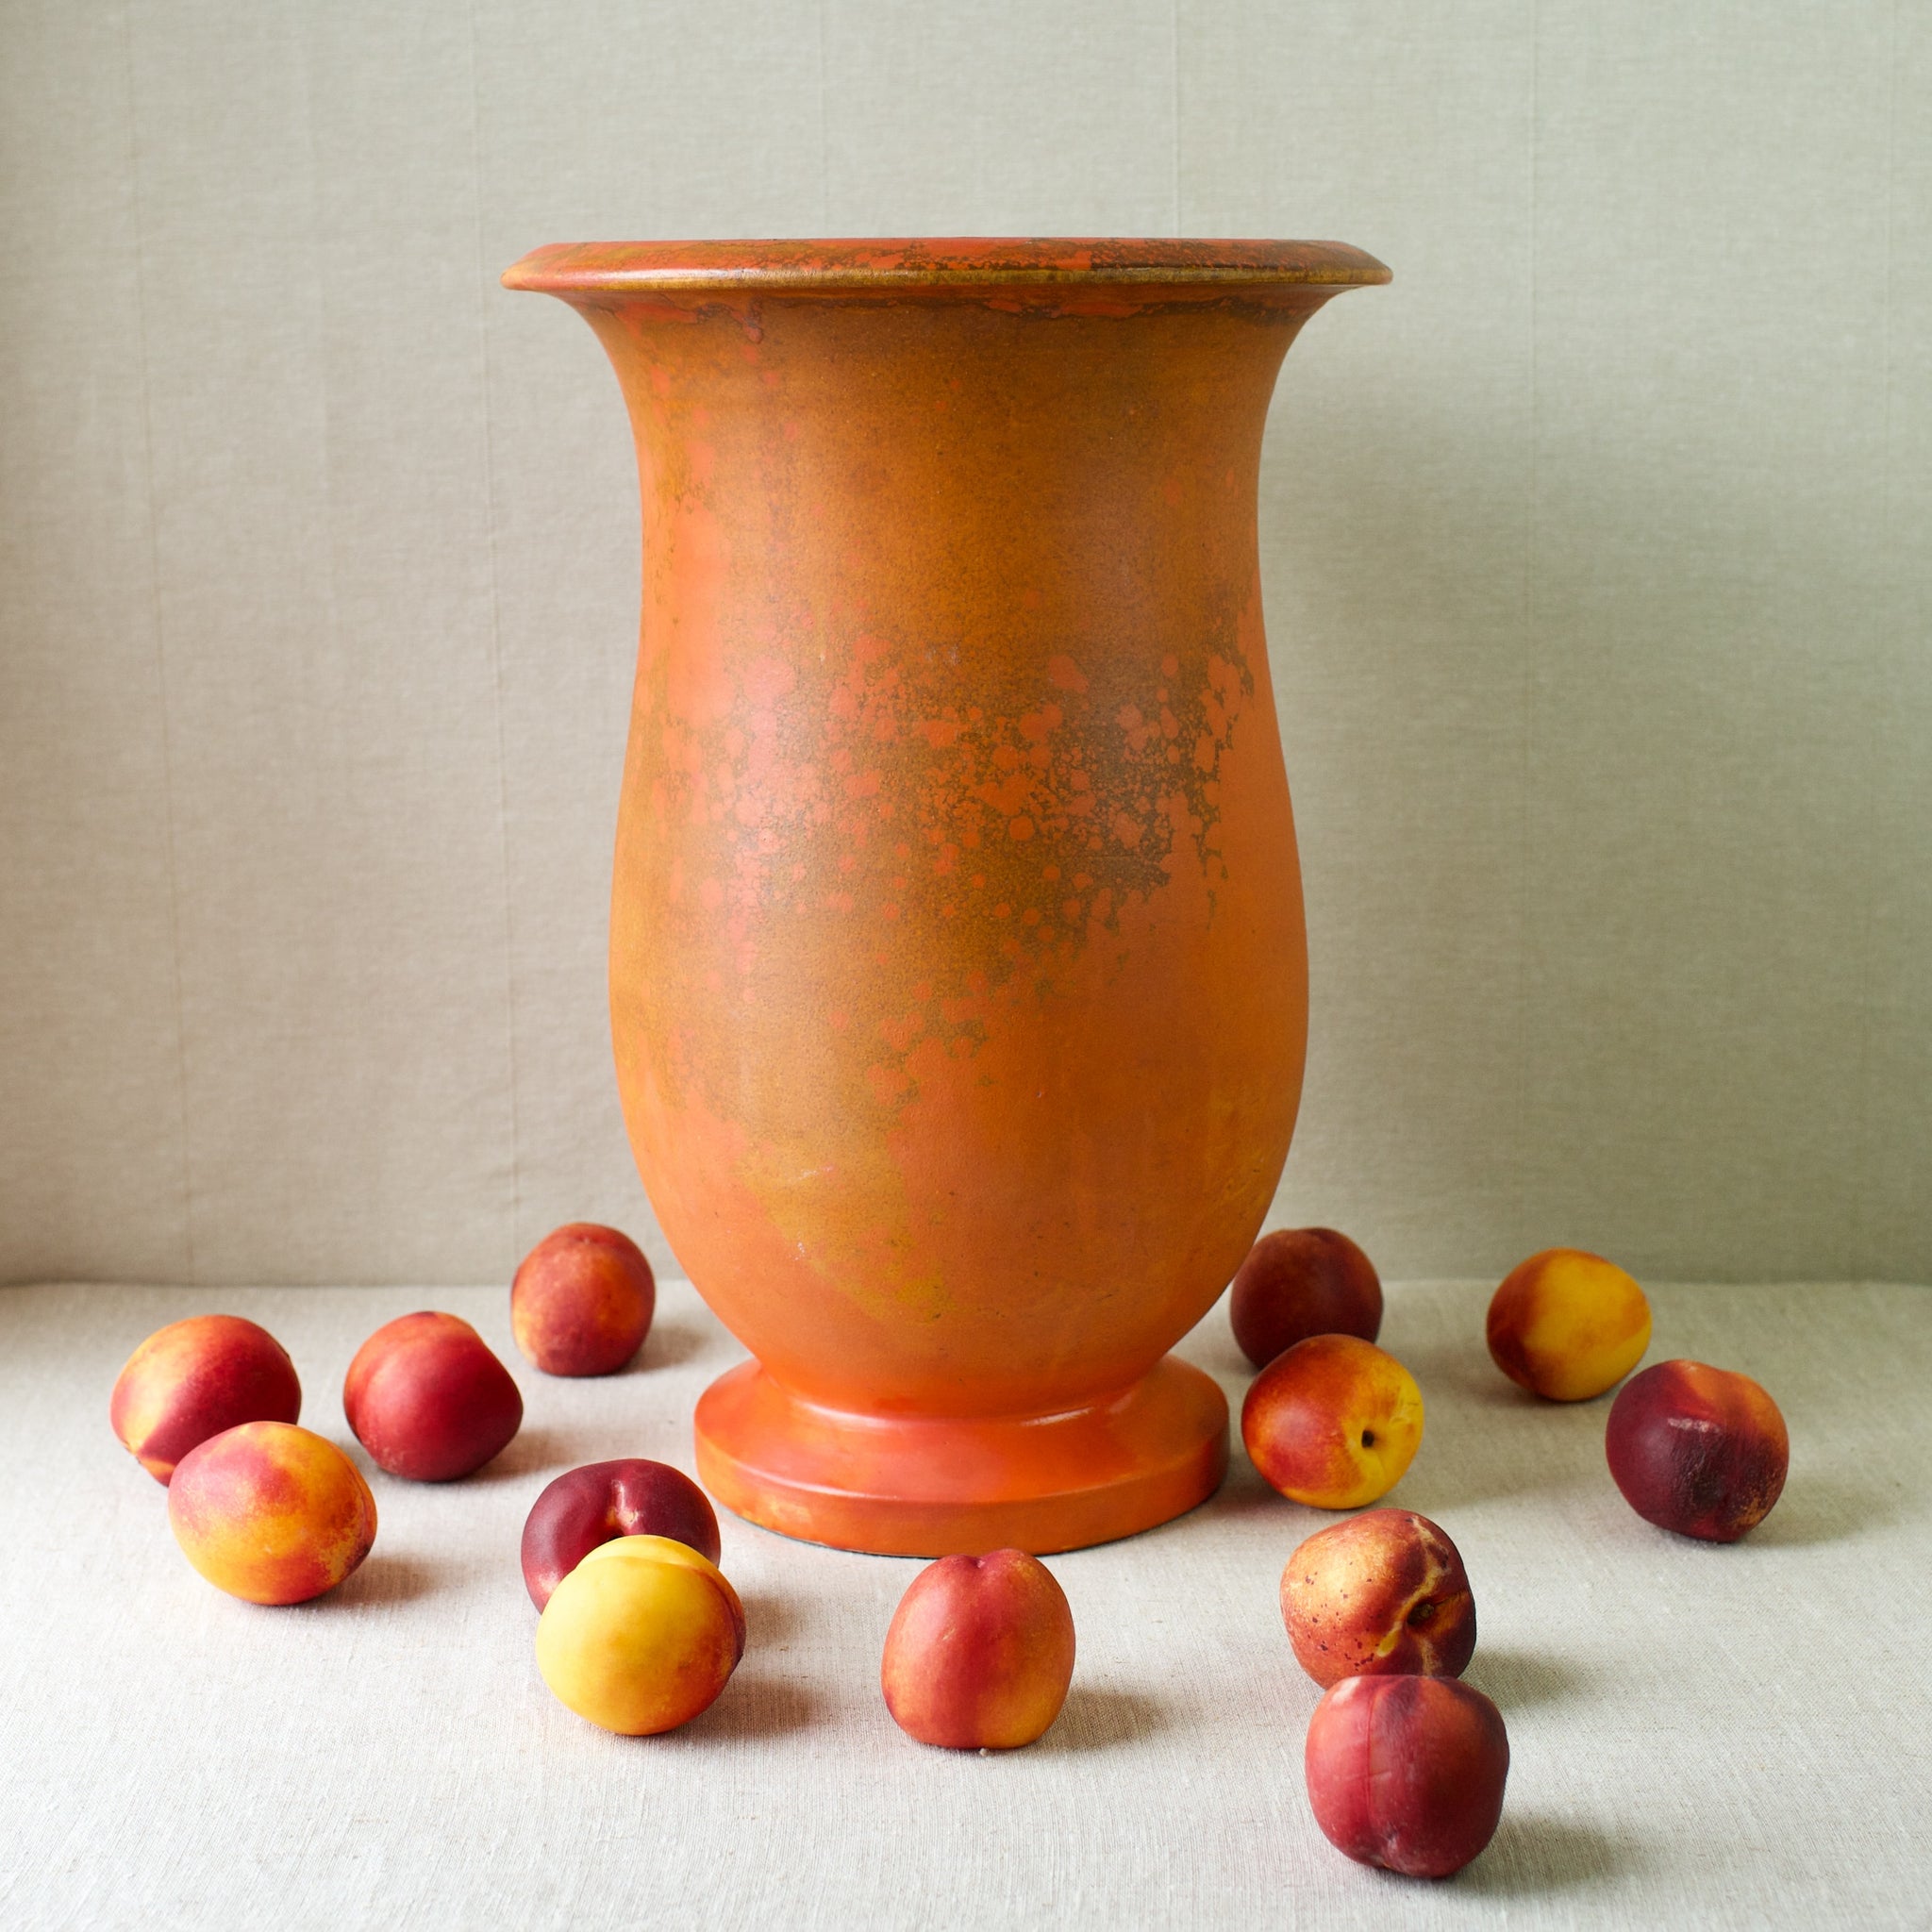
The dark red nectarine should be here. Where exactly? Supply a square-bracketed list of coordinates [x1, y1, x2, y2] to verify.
[1606, 1358, 1788, 1541]
[521, 1458, 721, 1609]
[1230, 1227, 1382, 1370]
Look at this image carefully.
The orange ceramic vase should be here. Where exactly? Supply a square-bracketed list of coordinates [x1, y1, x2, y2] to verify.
[503, 240, 1388, 1555]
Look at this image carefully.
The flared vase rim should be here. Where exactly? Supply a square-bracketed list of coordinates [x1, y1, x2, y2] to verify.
[501, 236, 1391, 298]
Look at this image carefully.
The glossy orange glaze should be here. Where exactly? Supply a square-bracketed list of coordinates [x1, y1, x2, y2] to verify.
[504, 239, 1389, 1553]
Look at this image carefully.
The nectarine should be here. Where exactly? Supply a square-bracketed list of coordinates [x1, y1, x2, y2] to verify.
[1281, 1509, 1476, 1687]
[1606, 1358, 1788, 1541]
[522, 1458, 721, 1609]
[1241, 1334, 1424, 1508]
[343, 1311, 523, 1481]
[881, 1550, 1074, 1749]
[511, 1223, 656, 1377]
[1305, 1674, 1509, 1878]
[110, 1315, 301, 1484]
[1486, 1247, 1650, 1401]
[535, 1535, 745, 1734]
[168, 1421, 375, 1605]
[1230, 1227, 1382, 1370]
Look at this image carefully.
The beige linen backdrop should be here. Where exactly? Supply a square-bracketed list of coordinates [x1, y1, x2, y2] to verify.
[2, 0, 1926, 1291]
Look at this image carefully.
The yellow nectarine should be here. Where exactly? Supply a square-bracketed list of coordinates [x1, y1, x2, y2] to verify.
[1486, 1248, 1651, 1401]
[534, 1535, 745, 1735]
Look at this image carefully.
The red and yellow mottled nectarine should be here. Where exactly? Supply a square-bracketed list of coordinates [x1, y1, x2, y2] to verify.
[1281, 1509, 1476, 1687]
[1241, 1334, 1424, 1508]
[168, 1421, 375, 1605]
[110, 1315, 301, 1484]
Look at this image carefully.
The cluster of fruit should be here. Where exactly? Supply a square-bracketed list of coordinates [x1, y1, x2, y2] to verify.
[110, 1220, 1789, 1887]
[1221, 1227, 1790, 1876]
[108, 1224, 658, 1603]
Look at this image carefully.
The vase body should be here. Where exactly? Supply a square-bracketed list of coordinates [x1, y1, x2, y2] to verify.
[504, 240, 1388, 1554]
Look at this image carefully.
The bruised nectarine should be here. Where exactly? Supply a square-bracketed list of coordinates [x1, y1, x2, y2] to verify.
[1281, 1509, 1476, 1687]
[1607, 1358, 1788, 1541]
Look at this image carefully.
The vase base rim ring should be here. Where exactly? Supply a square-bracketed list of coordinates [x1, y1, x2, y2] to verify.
[693, 1356, 1229, 1557]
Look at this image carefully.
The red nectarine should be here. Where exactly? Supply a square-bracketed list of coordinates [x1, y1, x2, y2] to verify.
[881, 1550, 1074, 1749]
[511, 1223, 656, 1377]
[1305, 1674, 1509, 1878]
[110, 1315, 301, 1484]
[342, 1311, 523, 1481]
[521, 1458, 721, 1609]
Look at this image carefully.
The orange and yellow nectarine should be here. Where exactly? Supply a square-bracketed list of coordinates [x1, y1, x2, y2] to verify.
[167, 1421, 375, 1605]
[1486, 1247, 1651, 1401]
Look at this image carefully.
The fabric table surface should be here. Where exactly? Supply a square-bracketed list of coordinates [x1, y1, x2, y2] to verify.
[1, 1277, 1926, 1931]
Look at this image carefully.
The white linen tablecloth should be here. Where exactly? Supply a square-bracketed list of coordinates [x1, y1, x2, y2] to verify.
[2, 1277, 1925, 1930]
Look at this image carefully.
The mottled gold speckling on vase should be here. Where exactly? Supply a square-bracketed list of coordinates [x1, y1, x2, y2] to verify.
[503, 239, 1390, 1554]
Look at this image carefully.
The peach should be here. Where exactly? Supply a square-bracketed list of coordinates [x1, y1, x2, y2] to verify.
[511, 1222, 656, 1377]
[880, 1549, 1075, 1749]
[168, 1421, 375, 1605]
[521, 1458, 721, 1609]
[1230, 1226, 1383, 1370]
[1241, 1333, 1424, 1508]
[1305, 1675, 1509, 1878]
[534, 1534, 745, 1734]
[1486, 1246, 1651, 1401]
[1281, 1509, 1476, 1688]
[342, 1311, 522, 1481]
[1607, 1358, 1789, 1541]
[109, 1314, 302, 1484]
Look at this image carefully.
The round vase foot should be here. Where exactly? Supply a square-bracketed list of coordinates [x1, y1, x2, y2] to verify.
[693, 1356, 1229, 1557]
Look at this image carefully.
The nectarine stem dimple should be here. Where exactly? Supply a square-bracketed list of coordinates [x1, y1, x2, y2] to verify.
[1360, 1429, 1375, 1448]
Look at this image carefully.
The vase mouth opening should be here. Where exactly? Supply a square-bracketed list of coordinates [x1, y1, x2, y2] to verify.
[501, 237, 1391, 300]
